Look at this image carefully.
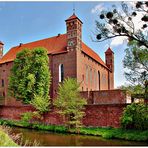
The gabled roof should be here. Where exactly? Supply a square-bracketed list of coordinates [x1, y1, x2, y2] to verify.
[0, 34, 108, 69]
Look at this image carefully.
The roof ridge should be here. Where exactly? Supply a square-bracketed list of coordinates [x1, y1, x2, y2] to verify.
[13, 33, 66, 48]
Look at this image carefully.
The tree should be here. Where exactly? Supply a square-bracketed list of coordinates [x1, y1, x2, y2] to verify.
[122, 41, 148, 98]
[123, 41, 148, 86]
[121, 103, 148, 130]
[9, 47, 51, 113]
[54, 78, 87, 129]
[95, 1, 148, 48]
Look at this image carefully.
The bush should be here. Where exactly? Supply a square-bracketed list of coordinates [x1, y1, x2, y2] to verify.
[21, 112, 33, 123]
[30, 94, 50, 114]
[121, 103, 148, 130]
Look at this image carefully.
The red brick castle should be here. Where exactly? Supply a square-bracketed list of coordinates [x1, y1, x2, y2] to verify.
[0, 13, 114, 100]
[0, 14, 131, 128]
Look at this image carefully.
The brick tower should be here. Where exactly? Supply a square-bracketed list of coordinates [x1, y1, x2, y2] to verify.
[105, 47, 114, 72]
[65, 13, 83, 50]
[0, 41, 4, 58]
[105, 47, 114, 89]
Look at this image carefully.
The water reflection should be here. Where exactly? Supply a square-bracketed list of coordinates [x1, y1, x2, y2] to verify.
[11, 127, 148, 146]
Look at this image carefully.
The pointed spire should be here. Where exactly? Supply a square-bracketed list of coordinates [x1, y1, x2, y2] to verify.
[105, 47, 114, 54]
[65, 13, 83, 24]
[73, 2, 75, 15]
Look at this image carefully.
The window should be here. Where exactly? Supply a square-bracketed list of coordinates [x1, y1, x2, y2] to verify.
[98, 71, 101, 90]
[59, 64, 64, 82]
[86, 65, 88, 84]
[94, 70, 96, 88]
[90, 68, 92, 86]
[2, 79, 4, 87]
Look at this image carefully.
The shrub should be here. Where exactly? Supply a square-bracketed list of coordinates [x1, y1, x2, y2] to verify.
[21, 112, 33, 123]
[30, 94, 50, 114]
[121, 103, 148, 130]
[54, 78, 87, 129]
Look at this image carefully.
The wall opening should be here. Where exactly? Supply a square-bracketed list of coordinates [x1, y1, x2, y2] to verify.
[98, 71, 100, 90]
[59, 64, 64, 82]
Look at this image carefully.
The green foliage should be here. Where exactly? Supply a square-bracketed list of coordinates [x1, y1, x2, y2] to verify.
[121, 103, 148, 130]
[0, 119, 148, 142]
[21, 112, 33, 123]
[123, 41, 148, 87]
[9, 47, 51, 112]
[30, 94, 50, 114]
[119, 84, 145, 95]
[0, 127, 18, 146]
[54, 78, 87, 129]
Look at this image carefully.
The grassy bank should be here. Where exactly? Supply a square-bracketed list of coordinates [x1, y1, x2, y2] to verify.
[0, 126, 18, 146]
[0, 119, 148, 142]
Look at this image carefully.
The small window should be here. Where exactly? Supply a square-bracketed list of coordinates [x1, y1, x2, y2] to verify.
[3, 92, 5, 97]
[59, 64, 64, 82]
[2, 79, 4, 87]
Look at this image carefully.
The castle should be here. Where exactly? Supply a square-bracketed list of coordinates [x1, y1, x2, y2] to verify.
[0, 13, 130, 128]
[0, 13, 114, 100]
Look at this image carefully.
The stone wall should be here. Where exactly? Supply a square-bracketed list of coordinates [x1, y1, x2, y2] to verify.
[0, 104, 127, 128]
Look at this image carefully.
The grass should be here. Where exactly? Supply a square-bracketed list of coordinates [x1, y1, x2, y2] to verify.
[0, 119, 148, 142]
[0, 126, 18, 146]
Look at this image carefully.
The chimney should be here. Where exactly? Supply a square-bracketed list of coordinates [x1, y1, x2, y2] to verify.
[0, 41, 4, 58]
[19, 43, 23, 47]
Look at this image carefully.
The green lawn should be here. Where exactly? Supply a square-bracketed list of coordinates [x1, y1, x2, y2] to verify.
[0, 118, 148, 142]
[0, 126, 18, 146]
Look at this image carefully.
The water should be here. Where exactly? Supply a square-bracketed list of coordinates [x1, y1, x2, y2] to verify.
[11, 127, 148, 146]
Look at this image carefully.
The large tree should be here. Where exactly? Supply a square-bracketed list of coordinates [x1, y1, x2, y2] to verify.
[123, 41, 148, 87]
[95, 1, 148, 48]
[9, 47, 51, 112]
[54, 78, 87, 129]
[123, 40, 148, 97]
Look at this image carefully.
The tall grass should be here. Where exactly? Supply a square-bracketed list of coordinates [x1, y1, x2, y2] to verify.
[0, 119, 148, 142]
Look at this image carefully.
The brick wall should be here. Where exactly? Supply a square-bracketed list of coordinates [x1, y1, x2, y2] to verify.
[0, 104, 127, 128]
[83, 104, 126, 128]
[76, 50, 111, 91]
[80, 89, 128, 104]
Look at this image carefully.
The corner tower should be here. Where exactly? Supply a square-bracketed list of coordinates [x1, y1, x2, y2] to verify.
[65, 13, 83, 50]
[105, 47, 114, 72]
[105, 47, 114, 89]
[0, 41, 4, 58]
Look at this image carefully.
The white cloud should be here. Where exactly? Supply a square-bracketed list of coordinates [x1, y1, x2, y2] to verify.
[91, 4, 105, 14]
[110, 36, 128, 47]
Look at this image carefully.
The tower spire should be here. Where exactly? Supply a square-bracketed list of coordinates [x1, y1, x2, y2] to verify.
[73, 2, 75, 14]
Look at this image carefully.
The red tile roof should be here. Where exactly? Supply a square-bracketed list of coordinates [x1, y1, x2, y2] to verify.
[0, 34, 108, 69]
[65, 13, 83, 23]
[105, 47, 114, 54]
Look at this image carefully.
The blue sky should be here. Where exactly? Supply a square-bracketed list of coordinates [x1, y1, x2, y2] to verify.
[0, 1, 129, 88]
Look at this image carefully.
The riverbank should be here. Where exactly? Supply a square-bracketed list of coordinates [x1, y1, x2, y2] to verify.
[0, 119, 148, 142]
[0, 126, 18, 146]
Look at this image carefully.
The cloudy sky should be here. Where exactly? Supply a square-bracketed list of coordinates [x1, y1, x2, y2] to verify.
[0, 1, 134, 88]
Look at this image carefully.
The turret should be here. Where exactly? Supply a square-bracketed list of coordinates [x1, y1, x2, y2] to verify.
[105, 47, 114, 72]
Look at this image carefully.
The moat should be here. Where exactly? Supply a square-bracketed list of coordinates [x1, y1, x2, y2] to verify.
[11, 127, 148, 146]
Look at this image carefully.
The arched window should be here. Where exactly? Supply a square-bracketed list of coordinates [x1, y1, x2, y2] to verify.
[98, 71, 101, 90]
[86, 65, 88, 84]
[1, 79, 4, 87]
[59, 64, 64, 82]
